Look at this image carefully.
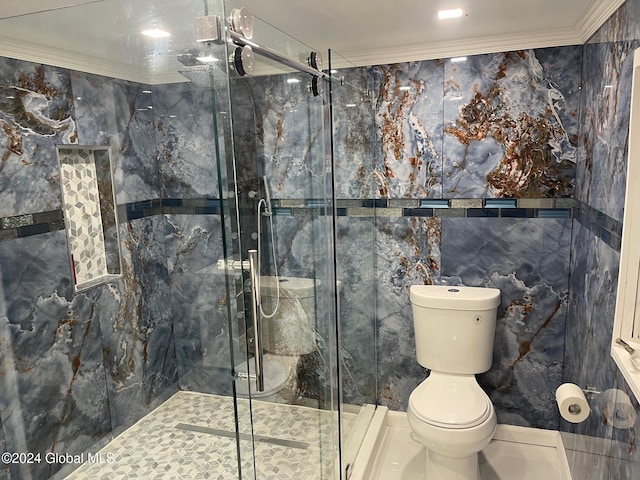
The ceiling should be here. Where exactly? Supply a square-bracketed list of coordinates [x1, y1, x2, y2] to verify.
[0, 0, 627, 84]
[237, 0, 625, 65]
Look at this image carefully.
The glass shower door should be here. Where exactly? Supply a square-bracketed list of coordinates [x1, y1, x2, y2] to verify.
[210, 1, 342, 478]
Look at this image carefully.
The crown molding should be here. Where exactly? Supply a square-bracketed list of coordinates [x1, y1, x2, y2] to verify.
[0, 36, 186, 85]
[576, 0, 627, 43]
[336, 29, 582, 68]
[336, 0, 625, 68]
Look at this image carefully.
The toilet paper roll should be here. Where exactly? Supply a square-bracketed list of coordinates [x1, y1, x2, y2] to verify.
[603, 389, 637, 429]
[556, 383, 590, 423]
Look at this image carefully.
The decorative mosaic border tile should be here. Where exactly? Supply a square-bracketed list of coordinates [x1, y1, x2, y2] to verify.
[0, 210, 65, 241]
[1, 198, 620, 251]
[279, 197, 575, 219]
[117, 198, 222, 221]
[573, 199, 622, 251]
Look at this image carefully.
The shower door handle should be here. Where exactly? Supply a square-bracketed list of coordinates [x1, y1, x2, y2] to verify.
[248, 249, 265, 392]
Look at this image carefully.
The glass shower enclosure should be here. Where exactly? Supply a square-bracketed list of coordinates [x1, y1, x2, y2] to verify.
[0, 0, 376, 479]
[211, 0, 342, 477]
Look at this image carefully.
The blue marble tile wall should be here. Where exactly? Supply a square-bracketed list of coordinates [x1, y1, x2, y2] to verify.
[164, 213, 233, 395]
[324, 46, 582, 429]
[306, 66, 380, 406]
[563, 0, 640, 478]
[70, 72, 180, 433]
[0, 62, 117, 480]
[153, 80, 233, 396]
[0, 57, 232, 479]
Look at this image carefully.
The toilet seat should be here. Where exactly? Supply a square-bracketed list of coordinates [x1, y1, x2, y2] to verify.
[409, 374, 493, 429]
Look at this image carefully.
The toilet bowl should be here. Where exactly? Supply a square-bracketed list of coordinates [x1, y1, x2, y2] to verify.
[407, 372, 497, 478]
[408, 285, 500, 480]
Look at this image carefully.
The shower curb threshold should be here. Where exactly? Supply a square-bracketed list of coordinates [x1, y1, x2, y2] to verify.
[350, 408, 572, 480]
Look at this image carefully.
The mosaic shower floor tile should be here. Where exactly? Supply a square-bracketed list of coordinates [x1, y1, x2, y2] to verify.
[64, 391, 342, 480]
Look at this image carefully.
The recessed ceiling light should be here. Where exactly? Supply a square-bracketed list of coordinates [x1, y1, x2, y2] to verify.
[287, 78, 301, 84]
[451, 56, 467, 63]
[196, 55, 219, 63]
[438, 8, 463, 20]
[141, 29, 171, 38]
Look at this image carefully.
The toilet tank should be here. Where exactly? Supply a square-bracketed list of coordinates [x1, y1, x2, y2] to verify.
[260, 276, 317, 355]
[409, 285, 500, 374]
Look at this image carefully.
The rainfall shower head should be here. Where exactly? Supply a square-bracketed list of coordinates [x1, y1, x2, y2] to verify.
[176, 49, 216, 87]
[177, 65, 213, 87]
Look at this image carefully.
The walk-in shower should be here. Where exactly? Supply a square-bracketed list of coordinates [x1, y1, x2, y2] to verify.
[0, 0, 376, 479]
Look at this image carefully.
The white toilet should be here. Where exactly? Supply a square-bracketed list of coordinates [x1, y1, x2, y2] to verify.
[407, 285, 501, 480]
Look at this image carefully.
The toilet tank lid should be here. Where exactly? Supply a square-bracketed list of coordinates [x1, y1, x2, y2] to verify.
[410, 285, 500, 310]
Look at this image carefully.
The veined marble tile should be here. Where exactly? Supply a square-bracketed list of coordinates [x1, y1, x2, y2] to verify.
[443, 50, 578, 198]
[154, 82, 220, 199]
[564, 3, 640, 480]
[575, 39, 637, 222]
[375, 216, 441, 410]
[589, 0, 640, 44]
[563, 221, 622, 475]
[0, 58, 77, 217]
[565, 222, 620, 403]
[331, 67, 380, 199]
[230, 75, 327, 201]
[71, 71, 160, 204]
[164, 214, 233, 394]
[0, 231, 112, 480]
[336, 216, 377, 405]
[370, 60, 445, 199]
[441, 218, 571, 429]
[100, 216, 178, 430]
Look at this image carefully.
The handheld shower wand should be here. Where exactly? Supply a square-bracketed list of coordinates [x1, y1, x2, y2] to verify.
[257, 175, 279, 318]
[262, 175, 273, 216]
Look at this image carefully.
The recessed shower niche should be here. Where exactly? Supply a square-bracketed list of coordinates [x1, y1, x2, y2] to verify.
[56, 145, 122, 292]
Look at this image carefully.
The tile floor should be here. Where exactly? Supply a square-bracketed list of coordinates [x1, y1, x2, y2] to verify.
[64, 391, 343, 480]
[368, 418, 567, 480]
[62, 392, 569, 480]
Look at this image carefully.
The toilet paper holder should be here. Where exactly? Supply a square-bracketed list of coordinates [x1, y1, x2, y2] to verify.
[582, 386, 601, 399]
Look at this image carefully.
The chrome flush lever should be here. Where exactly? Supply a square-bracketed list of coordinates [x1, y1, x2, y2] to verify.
[616, 337, 636, 355]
